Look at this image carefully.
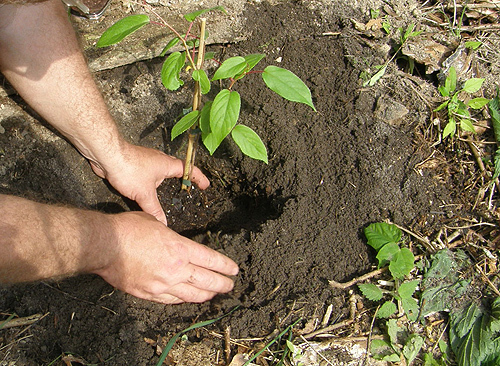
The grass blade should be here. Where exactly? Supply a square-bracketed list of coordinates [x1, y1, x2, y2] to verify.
[243, 319, 301, 366]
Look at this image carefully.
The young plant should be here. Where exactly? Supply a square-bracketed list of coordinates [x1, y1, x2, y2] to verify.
[370, 318, 424, 364]
[358, 222, 419, 321]
[358, 222, 427, 364]
[434, 66, 489, 139]
[363, 23, 421, 86]
[97, 8, 315, 190]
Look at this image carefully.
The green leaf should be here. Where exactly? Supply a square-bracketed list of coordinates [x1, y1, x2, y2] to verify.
[389, 247, 414, 279]
[493, 148, 500, 182]
[370, 8, 380, 19]
[460, 119, 476, 133]
[434, 100, 449, 112]
[262, 66, 316, 111]
[445, 67, 457, 94]
[468, 97, 490, 109]
[184, 6, 227, 22]
[401, 24, 414, 43]
[207, 89, 241, 154]
[377, 301, 397, 318]
[371, 339, 397, 360]
[192, 69, 211, 94]
[465, 41, 482, 50]
[204, 51, 216, 60]
[489, 90, 500, 143]
[358, 283, 383, 301]
[376, 242, 400, 267]
[403, 334, 424, 364]
[364, 222, 402, 251]
[443, 118, 456, 138]
[398, 280, 419, 299]
[388, 318, 407, 346]
[382, 21, 391, 34]
[401, 297, 419, 321]
[231, 125, 268, 163]
[160, 37, 180, 57]
[424, 353, 444, 366]
[171, 110, 199, 140]
[462, 78, 485, 93]
[244, 53, 266, 71]
[212, 56, 248, 81]
[364, 65, 387, 87]
[383, 353, 402, 362]
[161, 52, 185, 91]
[199, 101, 212, 134]
[438, 85, 450, 97]
[234, 53, 266, 80]
[97, 14, 150, 47]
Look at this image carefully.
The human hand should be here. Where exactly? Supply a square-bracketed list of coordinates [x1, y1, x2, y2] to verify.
[90, 143, 210, 225]
[94, 211, 238, 304]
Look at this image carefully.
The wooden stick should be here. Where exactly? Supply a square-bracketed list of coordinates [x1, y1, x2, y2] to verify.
[181, 18, 207, 191]
[329, 267, 388, 289]
[0, 313, 48, 330]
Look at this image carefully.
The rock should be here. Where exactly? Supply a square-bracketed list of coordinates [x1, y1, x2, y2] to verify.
[374, 96, 409, 127]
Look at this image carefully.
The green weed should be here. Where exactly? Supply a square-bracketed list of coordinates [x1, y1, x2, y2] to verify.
[363, 23, 421, 86]
[434, 66, 489, 139]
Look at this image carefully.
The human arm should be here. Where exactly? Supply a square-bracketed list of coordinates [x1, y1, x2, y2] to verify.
[0, 0, 209, 225]
[0, 194, 238, 303]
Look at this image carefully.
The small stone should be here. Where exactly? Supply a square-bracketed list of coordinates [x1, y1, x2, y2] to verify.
[374, 96, 409, 127]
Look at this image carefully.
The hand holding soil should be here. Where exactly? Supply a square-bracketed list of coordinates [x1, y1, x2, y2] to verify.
[89, 142, 210, 225]
[95, 211, 238, 304]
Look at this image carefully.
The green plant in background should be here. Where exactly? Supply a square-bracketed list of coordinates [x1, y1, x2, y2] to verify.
[363, 23, 421, 86]
[97, 8, 315, 190]
[488, 89, 500, 182]
[358, 222, 419, 321]
[449, 298, 500, 366]
[370, 318, 425, 364]
[434, 66, 489, 139]
[357, 222, 425, 364]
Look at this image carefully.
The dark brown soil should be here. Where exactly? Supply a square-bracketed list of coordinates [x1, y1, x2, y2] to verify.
[1, 2, 456, 365]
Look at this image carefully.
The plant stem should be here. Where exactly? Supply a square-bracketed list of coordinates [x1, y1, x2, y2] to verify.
[181, 18, 207, 191]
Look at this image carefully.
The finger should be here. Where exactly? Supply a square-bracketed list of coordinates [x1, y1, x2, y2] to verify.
[167, 283, 221, 303]
[184, 240, 239, 276]
[184, 264, 235, 293]
[190, 166, 210, 190]
[163, 155, 210, 190]
[135, 190, 168, 226]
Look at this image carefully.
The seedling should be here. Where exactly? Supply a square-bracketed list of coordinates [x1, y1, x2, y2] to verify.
[358, 222, 419, 321]
[363, 23, 421, 86]
[97, 7, 315, 190]
[434, 66, 489, 138]
[370, 319, 424, 364]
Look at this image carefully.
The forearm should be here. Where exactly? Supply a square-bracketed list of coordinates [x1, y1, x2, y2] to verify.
[0, 0, 127, 171]
[0, 194, 115, 283]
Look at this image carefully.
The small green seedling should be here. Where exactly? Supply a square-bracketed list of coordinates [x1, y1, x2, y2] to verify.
[434, 66, 489, 138]
[363, 23, 421, 86]
[370, 319, 424, 364]
[358, 222, 419, 321]
[97, 7, 315, 190]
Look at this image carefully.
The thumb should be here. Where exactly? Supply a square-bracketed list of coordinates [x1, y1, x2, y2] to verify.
[135, 190, 168, 226]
